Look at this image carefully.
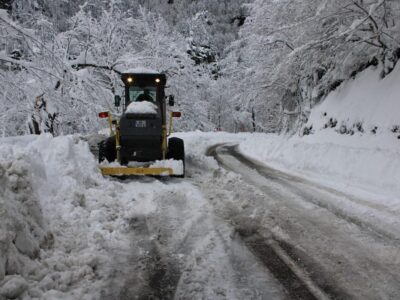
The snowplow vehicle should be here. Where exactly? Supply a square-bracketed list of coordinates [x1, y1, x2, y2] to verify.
[98, 71, 185, 177]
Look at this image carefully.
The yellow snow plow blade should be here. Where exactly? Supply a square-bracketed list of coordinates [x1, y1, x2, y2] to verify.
[100, 166, 174, 176]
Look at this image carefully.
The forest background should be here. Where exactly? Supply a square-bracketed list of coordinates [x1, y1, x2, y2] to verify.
[0, 0, 399, 136]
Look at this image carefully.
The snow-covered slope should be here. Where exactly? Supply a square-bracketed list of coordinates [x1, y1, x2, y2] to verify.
[308, 63, 400, 134]
[239, 64, 400, 200]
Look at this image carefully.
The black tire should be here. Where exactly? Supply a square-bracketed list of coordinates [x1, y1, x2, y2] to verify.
[98, 136, 117, 163]
[167, 137, 185, 177]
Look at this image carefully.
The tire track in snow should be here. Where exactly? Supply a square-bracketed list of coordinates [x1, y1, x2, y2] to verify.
[206, 143, 400, 299]
[210, 144, 400, 245]
[101, 213, 182, 300]
[189, 145, 339, 299]
[239, 232, 329, 300]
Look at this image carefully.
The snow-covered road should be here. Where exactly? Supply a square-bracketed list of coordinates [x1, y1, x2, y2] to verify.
[208, 143, 400, 299]
[100, 178, 287, 300]
[98, 142, 289, 299]
[1, 132, 400, 299]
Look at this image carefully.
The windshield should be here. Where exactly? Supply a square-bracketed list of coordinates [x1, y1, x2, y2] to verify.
[128, 86, 157, 105]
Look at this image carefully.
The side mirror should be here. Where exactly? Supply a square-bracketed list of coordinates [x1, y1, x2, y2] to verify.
[114, 95, 121, 107]
[168, 95, 175, 106]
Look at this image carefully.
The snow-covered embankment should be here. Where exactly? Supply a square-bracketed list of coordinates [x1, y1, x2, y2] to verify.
[239, 63, 400, 200]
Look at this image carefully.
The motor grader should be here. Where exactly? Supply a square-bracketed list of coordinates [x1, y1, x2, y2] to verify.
[98, 71, 185, 177]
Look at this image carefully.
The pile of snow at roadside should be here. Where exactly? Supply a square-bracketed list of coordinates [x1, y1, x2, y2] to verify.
[0, 137, 49, 299]
[238, 64, 400, 199]
[125, 101, 158, 114]
[0, 134, 159, 299]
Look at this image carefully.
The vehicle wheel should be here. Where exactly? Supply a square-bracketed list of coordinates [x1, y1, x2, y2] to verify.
[98, 136, 117, 163]
[167, 137, 185, 177]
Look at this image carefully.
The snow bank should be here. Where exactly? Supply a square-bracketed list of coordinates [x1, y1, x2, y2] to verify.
[0, 134, 107, 299]
[0, 134, 159, 299]
[239, 64, 400, 200]
[126, 101, 158, 114]
[239, 133, 400, 199]
[0, 145, 48, 299]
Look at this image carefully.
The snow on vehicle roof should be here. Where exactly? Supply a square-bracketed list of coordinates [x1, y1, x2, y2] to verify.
[121, 67, 159, 74]
[126, 101, 158, 114]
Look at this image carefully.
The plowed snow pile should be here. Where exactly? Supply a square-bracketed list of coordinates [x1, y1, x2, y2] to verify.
[0, 134, 156, 299]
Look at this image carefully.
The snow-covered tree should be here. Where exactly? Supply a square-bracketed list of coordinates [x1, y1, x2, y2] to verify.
[220, 0, 400, 133]
[2, 0, 399, 136]
[0, 2, 217, 136]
